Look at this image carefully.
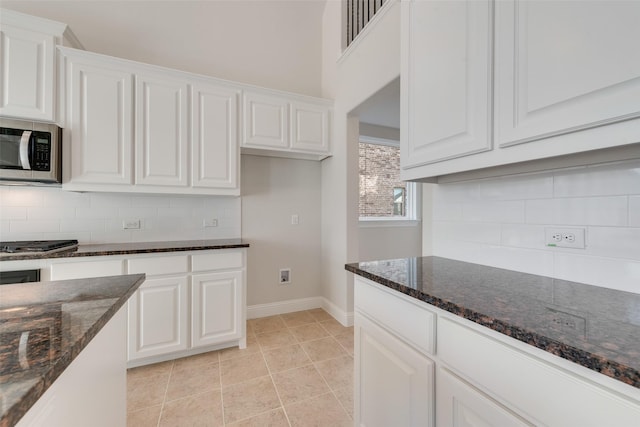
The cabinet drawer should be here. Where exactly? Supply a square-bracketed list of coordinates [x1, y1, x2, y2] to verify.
[50, 259, 124, 281]
[438, 316, 640, 426]
[128, 255, 188, 276]
[191, 251, 243, 272]
[354, 277, 435, 355]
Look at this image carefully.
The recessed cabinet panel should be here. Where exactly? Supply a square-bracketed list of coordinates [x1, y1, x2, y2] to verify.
[290, 102, 330, 153]
[128, 276, 188, 360]
[0, 25, 55, 121]
[401, 0, 492, 170]
[437, 368, 533, 427]
[135, 74, 188, 187]
[242, 92, 289, 149]
[355, 313, 435, 427]
[192, 83, 238, 189]
[495, 0, 640, 147]
[191, 271, 242, 348]
[68, 58, 133, 185]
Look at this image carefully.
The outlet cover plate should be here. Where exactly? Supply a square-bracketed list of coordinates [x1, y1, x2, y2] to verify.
[544, 227, 585, 249]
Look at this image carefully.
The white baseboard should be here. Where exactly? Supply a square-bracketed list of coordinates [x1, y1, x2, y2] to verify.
[248, 297, 354, 327]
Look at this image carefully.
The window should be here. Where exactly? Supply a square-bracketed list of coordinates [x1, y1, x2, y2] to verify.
[359, 140, 418, 221]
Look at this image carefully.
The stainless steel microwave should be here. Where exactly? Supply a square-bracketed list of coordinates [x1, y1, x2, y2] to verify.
[0, 118, 62, 184]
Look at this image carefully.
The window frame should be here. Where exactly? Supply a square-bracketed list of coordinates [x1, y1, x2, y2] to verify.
[358, 135, 421, 227]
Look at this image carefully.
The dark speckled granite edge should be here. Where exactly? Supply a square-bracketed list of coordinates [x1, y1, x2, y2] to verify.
[1, 274, 146, 427]
[345, 263, 640, 389]
[0, 240, 250, 262]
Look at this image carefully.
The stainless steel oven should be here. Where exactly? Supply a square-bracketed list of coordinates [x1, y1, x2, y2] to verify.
[0, 117, 62, 184]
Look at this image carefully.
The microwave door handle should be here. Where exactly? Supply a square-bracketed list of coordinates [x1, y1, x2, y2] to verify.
[19, 131, 32, 170]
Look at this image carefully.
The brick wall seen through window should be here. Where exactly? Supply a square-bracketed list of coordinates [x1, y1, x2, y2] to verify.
[359, 143, 407, 217]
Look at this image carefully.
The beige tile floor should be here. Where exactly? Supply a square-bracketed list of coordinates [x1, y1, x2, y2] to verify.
[127, 308, 354, 427]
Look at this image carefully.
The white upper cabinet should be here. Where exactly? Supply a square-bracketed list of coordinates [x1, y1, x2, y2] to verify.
[494, 0, 640, 147]
[243, 91, 289, 149]
[60, 47, 240, 195]
[135, 72, 189, 187]
[401, 0, 640, 181]
[0, 9, 82, 123]
[63, 49, 133, 185]
[290, 101, 330, 154]
[192, 82, 239, 189]
[401, 0, 492, 169]
[241, 89, 332, 160]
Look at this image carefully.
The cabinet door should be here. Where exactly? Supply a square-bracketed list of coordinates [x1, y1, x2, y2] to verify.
[290, 101, 330, 154]
[135, 73, 188, 187]
[401, 0, 492, 170]
[437, 368, 532, 427]
[242, 91, 289, 149]
[65, 51, 134, 185]
[191, 271, 243, 348]
[0, 25, 55, 121]
[355, 313, 434, 427]
[128, 276, 189, 360]
[192, 83, 238, 189]
[495, 0, 640, 147]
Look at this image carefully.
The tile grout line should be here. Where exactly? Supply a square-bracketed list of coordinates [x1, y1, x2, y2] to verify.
[156, 360, 175, 427]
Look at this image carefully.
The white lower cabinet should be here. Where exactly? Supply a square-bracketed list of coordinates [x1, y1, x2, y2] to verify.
[126, 249, 246, 365]
[436, 367, 532, 427]
[354, 276, 640, 427]
[45, 248, 246, 366]
[127, 275, 189, 360]
[191, 271, 242, 348]
[355, 312, 435, 427]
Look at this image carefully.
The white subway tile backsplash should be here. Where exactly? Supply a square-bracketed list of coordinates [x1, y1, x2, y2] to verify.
[500, 224, 547, 249]
[433, 221, 501, 245]
[0, 188, 240, 243]
[434, 160, 640, 293]
[526, 196, 627, 226]
[60, 219, 106, 233]
[554, 160, 640, 197]
[433, 238, 555, 277]
[586, 227, 640, 261]
[630, 196, 640, 227]
[27, 206, 75, 220]
[462, 201, 525, 223]
[478, 173, 554, 201]
[554, 253, 640, 294]
[0, 206, 27, 221]
[10, 219, 59, 233]
[0, 189, 44, 207]
[433, 202, 463, 221]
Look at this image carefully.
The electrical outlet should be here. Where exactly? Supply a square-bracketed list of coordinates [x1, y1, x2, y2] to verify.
[203, 218, 218, 228]
[279, 268, 291, 284]
[291, 214, 299, 225]
[544, 227, 585, 249]
[122, 219, 141, 230]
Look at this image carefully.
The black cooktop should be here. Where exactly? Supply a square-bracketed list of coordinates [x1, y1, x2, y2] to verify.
[0, 240, 79, 253]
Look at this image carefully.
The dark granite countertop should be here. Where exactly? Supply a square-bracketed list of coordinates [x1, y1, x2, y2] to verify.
[0, 274, 145, 427]
[0, 239, 249, 262]
[346, 256, 640, 389]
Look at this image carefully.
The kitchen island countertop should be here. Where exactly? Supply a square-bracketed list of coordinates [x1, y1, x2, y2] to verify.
[0, 274, 145, 427]
[346, 256, 640, 389]
[0, 238, 249, 262]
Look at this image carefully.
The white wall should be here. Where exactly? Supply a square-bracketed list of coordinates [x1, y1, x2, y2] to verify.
[241, 155, 322, 306]
[0, 187, 240, 243]
[358, 224, 421, 261]
[431, 159, 640, 294]
[320, 0, 402, 321]
[1, 0, 325, 97]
